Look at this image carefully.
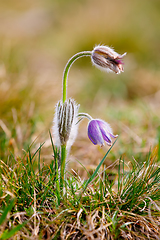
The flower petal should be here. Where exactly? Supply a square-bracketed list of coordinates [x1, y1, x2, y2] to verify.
[88, 120, 104, 146]
[96, 120, 112, 145]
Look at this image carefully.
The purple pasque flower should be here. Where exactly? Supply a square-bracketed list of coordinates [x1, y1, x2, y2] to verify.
[91, 45, 126, 74]
[88, 119, 118, 146]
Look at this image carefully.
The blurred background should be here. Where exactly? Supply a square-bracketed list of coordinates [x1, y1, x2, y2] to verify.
[0, 0, 160, 173]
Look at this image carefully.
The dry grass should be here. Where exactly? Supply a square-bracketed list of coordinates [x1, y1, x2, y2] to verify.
[0, 0, 160, 239]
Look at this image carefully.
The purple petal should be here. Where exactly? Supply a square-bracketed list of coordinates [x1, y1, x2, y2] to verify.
[101, 131, 112, 145]
[109, 133, 118, 139]
[88, 120, 104, 146]
[96, 120, 111, 145]
[114, 58, 123, 65]
[96, 120, 112, 133]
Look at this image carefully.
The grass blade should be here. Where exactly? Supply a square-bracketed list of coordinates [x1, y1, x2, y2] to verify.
[79, 139, 117, 200]
[0, 221, 27, 239]
[0, 199, 15, 225]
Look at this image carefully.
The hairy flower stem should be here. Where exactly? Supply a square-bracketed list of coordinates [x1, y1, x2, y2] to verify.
[62, 51, 92, 103]
[77, 113, 93, 121]
[60, 51, 92, 192]
[60, 145, 67, 191]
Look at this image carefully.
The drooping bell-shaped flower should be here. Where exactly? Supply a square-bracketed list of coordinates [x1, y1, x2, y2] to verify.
[88, 119, 118, 146]
[91, 45, 126, 74]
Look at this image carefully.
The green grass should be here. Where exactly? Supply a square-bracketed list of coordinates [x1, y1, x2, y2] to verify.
[0, 131, 160, 239]
[0, 0, 160, 239]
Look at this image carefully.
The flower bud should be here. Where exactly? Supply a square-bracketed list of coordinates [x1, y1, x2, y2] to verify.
[91, 45, 126, 74]
[53, 98, 79, 150]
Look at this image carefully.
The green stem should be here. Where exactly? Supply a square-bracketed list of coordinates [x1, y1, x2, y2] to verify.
[55, 152, 60, 205]
[76, 113, 93, 125]
[77, 113, 93, 121]
[62, 51, 92, 103]
[60, 145, 67, 191]
[60, 50, 92, 194]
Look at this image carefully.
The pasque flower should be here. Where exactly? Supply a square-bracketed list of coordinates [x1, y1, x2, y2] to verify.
[53, 98, 79, 150]
[88, 119, 118, 146]
[91, 45, 126, 74]
[52, 44, 125, 191]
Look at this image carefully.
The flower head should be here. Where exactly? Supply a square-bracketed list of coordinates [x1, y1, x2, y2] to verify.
[91, 45, 126, 74]
[53, 98, 79, 149]
[88, 119, 118, 146]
